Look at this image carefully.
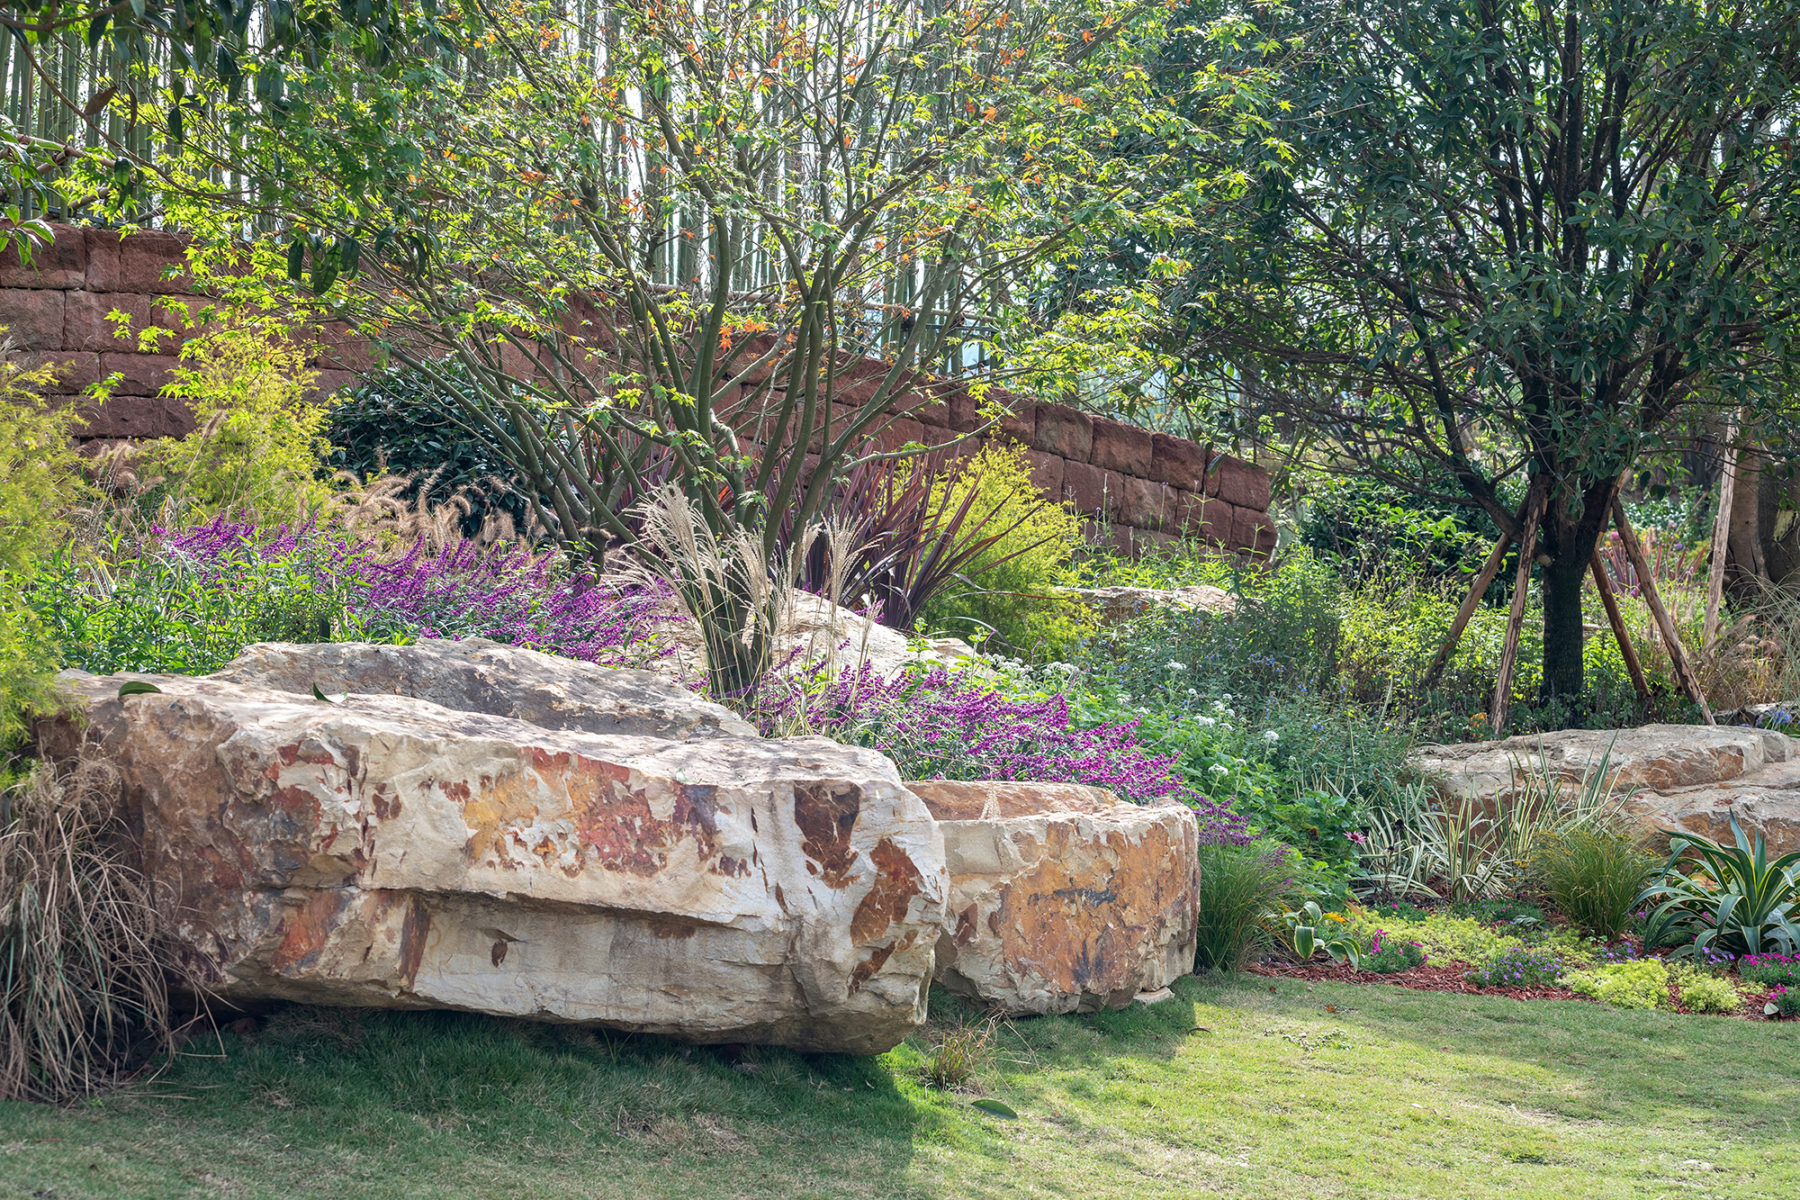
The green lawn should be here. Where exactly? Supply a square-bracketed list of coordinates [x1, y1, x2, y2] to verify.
[2, 975, 1796, 1199]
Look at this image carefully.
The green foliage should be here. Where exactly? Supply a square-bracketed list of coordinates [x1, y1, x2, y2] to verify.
[1296, 473, 1497, 585]
[1768, 987, 1800, 1019]
[326, 359, 534, 538]
[1671, 966, 1743, 1016]
[1532, 828, 1660, 941]
[1562, 961, 1672, 1011]
[919, 442, 1093, 658]
[127, 312, 336, 523]
[1360, 932, 1426, 974]
[1277, 901, 1361, 967]
[1344, 910, 1519, 968]
[1194, 841, 1295, 973]
[0, 345, 90, 747]
[1639, 816, 1800, 957]
[29, 536, 348, 677]
[1740, 957, 1800, 989]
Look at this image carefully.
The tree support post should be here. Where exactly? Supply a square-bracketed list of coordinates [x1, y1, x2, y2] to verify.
[1589, 553, 1651, 704]
[1489, 482, 1545, 732]
[1419, 533, 1513, 691]
[1704, 414, 1739, 653]
[1611, 497, 1715, 724]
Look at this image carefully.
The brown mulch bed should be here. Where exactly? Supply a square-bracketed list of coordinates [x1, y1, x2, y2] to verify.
[1246, 959, 1778, 1020]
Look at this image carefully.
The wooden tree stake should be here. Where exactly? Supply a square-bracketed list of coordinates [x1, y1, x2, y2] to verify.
[1489, 483, 1544, 732]
[1419, 533, 1513, 690]
[1704, 413, 1739, 653]
[1589, 553, 1650, 703]
[1612, 496, 1715, 724]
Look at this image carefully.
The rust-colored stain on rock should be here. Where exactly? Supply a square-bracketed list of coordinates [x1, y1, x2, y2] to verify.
[850, 837, 924, 946]
[794, 782, 861, 888]
[268, 889, 348, 976]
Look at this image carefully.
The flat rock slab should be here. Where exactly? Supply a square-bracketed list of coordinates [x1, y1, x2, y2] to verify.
[1063, 585, 1236, 624]
[213, 639, 758, 740]
[1414, 724, 1800, 852]
[908, 780, 1199, 1015]
[40, 671, 947, 1054]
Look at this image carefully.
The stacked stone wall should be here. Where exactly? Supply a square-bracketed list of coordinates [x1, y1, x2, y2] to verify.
[2, 224, 1272, 556]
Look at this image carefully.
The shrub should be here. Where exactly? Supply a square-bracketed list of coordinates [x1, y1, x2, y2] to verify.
[918, 442, 1092, 657]
[1464, 946, 1568, 989]
[326, 359, 533, 538]
[1767, 986, 1800, 1019]
[0, 345, 90, 746]
[1361, 930, 1426, 973]
[1739, 954, 1800, 989]
[1532, 828, 1659, 940]
[1672, 966, 1743, 1015]
[1195, 841, 1295, 972]
[32, 518, 676, 677]
[126, 313, 335, 523]
[1561, 960, 1671, 1010]
[1344, 911, 1518, 966]
[0, 756, 193, 1102]
[915, 1018, 995, 1092]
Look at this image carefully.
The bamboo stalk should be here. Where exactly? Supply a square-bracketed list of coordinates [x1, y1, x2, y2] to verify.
[1419, 532, 1513, 690]
[1489, 481, 1545, 731]
[1612, 496, 1715, 724]
[1704, 413, 1738, 652]
[1590, 553, 1651, 703]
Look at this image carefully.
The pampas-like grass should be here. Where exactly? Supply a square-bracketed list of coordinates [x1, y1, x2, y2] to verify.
[0, 753, 195, 1103]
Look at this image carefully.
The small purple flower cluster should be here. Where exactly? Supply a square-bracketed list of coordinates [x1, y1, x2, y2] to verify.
[761, 661, 1250, 843]
[164, 516, 675, 668]
[1593, 941, 1645, 965]
[1464, 946, 1566, 989]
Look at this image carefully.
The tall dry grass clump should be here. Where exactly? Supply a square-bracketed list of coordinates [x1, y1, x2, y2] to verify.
[0, 753, 194, 1103]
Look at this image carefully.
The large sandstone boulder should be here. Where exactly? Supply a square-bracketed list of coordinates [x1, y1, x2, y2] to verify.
[1414, 724, 1800, 852]
[40, 670, 947, 1054]
[212, 638, 758, 740]
[907, 780, 1199, 1015]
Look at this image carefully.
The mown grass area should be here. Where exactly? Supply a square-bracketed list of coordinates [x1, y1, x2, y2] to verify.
[2, 974, 1796, 1200]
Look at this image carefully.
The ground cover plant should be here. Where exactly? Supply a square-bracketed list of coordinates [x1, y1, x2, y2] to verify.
[4, 976, 1800, 1199]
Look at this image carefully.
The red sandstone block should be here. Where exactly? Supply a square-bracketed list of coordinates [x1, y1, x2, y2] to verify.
[0, 288, 66, 349]
[1108, 524, 1137, 557]
[1032, 404, 1093, 462]
[75, 393, 195, 439]
[1235, 507, 1277, 557]
[0, 224, 88, 289]
[1120, 475, 1173, 530]
[97, 352, 180, 396]
[18, 351, 101, 394]
[873, 415, 928, 453]
[313, 321, 382, 372]
[62, 291, 154, 352]
[1150, 432, 1209, 490]
[306, 369, 361, 401]
[1026, 450, 1065, 497]
[1061, 459, 1109, 518]
[1211, 454, 1272, 512]
[948, 389, 983, 433]
[1135, 529, 1177, 554]
[85, 227, 190, 294]
[1090, 416, 1153, 475]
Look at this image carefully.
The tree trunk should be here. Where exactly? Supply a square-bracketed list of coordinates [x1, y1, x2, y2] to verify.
[1540, 553, 1589, 700]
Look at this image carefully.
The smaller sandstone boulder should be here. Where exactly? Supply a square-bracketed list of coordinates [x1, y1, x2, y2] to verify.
[213, 639, 758, 740]
[1063, 585, 1235, 625]
[908, 780, 1200, 1015]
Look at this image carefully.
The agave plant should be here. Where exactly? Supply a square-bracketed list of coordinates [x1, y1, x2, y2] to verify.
[1637, 815, 1800, 957]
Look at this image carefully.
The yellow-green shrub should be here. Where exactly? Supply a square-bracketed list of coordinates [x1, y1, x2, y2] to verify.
[1562, 960, 1670, 1010]
[129, 312, 335, 523]
[1342, 911, 1519, 966]
[1672, 966, 1742, 1015]
[0, 344, 89, 747]
[918, 441, 1093, 658]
